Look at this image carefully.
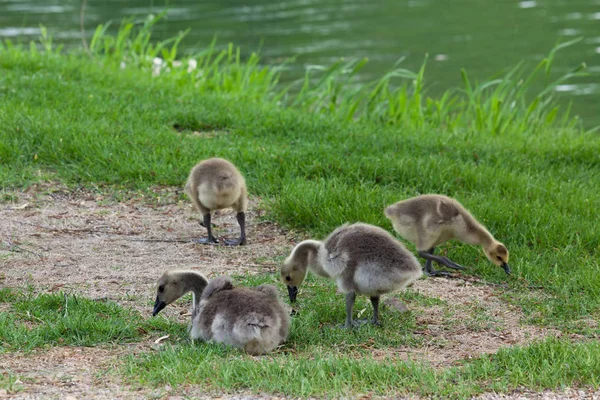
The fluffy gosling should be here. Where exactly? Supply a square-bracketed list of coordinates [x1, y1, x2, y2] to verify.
[384, 194, 510, 277]
[184, 157, 248, 245]
[191, 276, 290, 355]
[280, 223, 422, 329]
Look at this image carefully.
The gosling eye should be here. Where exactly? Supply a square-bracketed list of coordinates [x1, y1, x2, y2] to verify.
[285, 276, 291, 282]
[496, 256, 502, 261]
[158, 285, 165, 293]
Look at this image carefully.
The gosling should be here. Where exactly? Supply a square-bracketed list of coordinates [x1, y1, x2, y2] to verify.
[280, 223, 423, 329]
[191, 276, 290, 355]
[153, 271, 289, 355]
[184, 157, 248, 245]
[384, 194, 510, 277]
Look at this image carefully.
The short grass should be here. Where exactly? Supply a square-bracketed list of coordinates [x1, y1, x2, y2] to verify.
[0, 372, 23, 394]
[0, 288, 185, 352]
[1, 276, 598, 398]
[1, 18, 599, 398]
[126, 336, 600, 398]
[128, 274, 600, 398]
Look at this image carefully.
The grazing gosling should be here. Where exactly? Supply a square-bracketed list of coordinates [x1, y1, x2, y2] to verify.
[184, 157, 248, 245]
[280, 223, 422, 329]
[153, 271, 289, 355]
[384, 194, 510, 277]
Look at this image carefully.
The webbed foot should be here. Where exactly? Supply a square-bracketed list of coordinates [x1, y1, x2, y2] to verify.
[424, 268, 452, 277]
[195, 237, 218, 245]
[223, 237, 246, 246]
[340, 319, 369, 329]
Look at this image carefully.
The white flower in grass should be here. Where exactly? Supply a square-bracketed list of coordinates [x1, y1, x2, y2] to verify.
[152, 57, 164, 77]
[187, 59, 198, 73]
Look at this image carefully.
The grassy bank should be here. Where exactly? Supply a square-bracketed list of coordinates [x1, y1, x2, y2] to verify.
[1, 17, 599, 398]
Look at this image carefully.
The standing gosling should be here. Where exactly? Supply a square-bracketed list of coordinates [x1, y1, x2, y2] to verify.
[184, 157, 248, 245]
[280, 223, 422, 329]
[384, 194, 510, 277]
[153, 271, 289, 355]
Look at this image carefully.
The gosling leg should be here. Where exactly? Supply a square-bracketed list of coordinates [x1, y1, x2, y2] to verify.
[224, 212, 246, 246]
[418, 248, 465, 270]
[342, 291, 361, 329]
[340, 292, 369, 329]
[419, 247, 461, 276]
[196, 213, 218, 244]
[370, 296, 381, 326]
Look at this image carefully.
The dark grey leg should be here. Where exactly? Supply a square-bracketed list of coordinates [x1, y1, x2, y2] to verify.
[418, 247, 465, 276]
[224, 212, 246, 246]
[196, 213, 218, 244]
[344, 292, 356, 329]
[370, 296, 381, 326]
[237, 212, 246, 245]
[424, 247, 434, 273]
[422, 247, 450, 277]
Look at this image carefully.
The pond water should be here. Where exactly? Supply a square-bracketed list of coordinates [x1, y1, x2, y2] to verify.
[1, 0, 599, 127]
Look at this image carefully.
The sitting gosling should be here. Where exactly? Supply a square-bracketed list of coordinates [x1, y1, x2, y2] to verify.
[153, 271, 289, 355]
[384, 194, 510, 277]
[184, 157, 248, 245]
[281, 223, 422, 329]
[191, 276, 290, 355]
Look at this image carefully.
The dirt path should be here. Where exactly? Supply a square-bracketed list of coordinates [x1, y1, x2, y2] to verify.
[0, 185, 292, 310]
[0, 185, 566, 399]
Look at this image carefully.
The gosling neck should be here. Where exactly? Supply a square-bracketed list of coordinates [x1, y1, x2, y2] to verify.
[180, 271, 209, 310]
[291, 240, 327, 277]
[459, 210, 495, 247]
[476, 228, 496, 249]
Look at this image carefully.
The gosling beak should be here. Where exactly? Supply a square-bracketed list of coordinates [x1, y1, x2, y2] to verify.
[152, 296, 167, 316]
[287, 285, 298, 303]
[501, 263, 511, 275]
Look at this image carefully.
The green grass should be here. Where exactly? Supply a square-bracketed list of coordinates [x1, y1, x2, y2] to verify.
[127, 273, 600, 397]
[0, 288, 185, 352]
[0, 372, 23, 394]
[124, 338, 600, 398]
[1, 277, 598, 398]
[1, 16, 599, 398]
[126, 273, 600, 398]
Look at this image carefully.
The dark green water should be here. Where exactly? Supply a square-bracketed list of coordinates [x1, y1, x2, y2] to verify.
[1, 0, 599, 126]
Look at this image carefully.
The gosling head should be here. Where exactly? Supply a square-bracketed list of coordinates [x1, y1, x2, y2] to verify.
[280, 240, 321, 303]
[484, 241, 511, 275]
[280, 255, 308, 304]
[152, 271, 187, 316]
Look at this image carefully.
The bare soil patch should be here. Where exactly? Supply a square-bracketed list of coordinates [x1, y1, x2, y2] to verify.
[0, 185, 559, 398]
[1, 346, 145, 400]
[403, 277, 560, 366]
[475, 388, 600, 400]
[0, 184, 293, 314]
